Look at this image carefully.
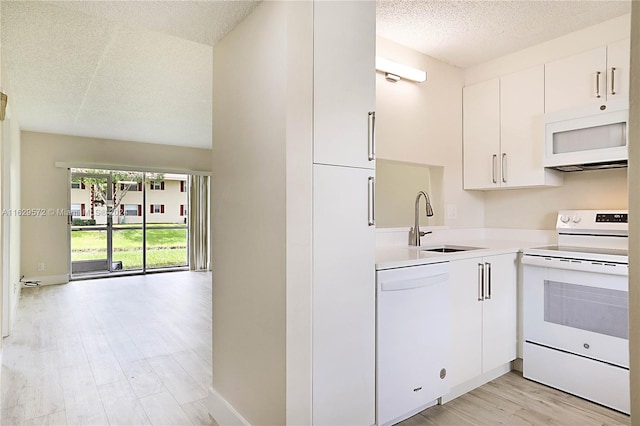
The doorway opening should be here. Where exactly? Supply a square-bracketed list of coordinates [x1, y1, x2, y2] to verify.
[69, 168, 190, 278]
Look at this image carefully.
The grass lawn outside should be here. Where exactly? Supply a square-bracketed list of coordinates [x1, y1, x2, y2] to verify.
[71, 225, 188, 269]
[72, 248, 187, 270]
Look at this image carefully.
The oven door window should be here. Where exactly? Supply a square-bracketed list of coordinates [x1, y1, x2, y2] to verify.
[544, 280, 628, 340]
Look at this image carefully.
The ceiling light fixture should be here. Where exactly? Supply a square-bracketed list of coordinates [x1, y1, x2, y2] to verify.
[376, 57, 427, 83]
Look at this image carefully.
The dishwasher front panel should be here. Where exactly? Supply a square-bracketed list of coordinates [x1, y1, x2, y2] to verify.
[376, 262, 450, 426]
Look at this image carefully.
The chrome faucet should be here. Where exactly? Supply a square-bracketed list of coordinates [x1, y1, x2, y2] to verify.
[409, 191, 434, 246]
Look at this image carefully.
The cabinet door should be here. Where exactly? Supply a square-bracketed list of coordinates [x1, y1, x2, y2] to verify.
[482, 253, 517, 373]
[500, 65, 547, 188]
[606, 38, 630, 102]
[312, 164, 376, 426]
[447, 258, 483, 388]
[463, 78, 500, 190]
[544, 46, 607, 113]
[313, 1, 375, 169]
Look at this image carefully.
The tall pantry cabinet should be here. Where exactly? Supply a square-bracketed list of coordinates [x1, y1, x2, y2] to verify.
[312, 1, 377, 425]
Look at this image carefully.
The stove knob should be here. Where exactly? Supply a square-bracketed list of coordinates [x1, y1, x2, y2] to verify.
[560, 215, 570, 223]
[572, 216, 581, 223]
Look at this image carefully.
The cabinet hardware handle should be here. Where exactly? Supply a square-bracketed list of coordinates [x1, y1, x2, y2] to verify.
[501, 153, 507, 184]
[595, 71, 601, 98]
[477, 263, 484, 301]
[610, 67, 616, 95]
[492, 154, 497, 184]
[368, 111, 376, 161]
[485, 262, 492, 299]
[367, 176, 375, 226]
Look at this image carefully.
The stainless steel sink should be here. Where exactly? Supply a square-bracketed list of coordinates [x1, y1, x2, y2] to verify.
[420, 245, 481, 253]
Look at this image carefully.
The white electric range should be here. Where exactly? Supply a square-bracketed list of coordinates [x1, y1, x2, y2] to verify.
[521, 210, 629, 414]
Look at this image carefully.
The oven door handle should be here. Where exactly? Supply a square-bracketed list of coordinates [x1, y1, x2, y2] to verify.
[521, 255, 628, 276]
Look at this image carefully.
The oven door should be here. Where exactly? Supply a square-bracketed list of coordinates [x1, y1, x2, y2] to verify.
[522, 256, 628, 368]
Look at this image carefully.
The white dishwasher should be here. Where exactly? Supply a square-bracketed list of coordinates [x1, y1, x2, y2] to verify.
[376, 261, 450, 426]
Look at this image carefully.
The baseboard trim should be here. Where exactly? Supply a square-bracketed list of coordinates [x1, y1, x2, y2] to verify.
[205, 386, 251, 426]
[21, 274, 69, 287]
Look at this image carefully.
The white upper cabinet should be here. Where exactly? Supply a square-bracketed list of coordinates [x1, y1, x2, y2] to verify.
[463, 66, 562, 190]
[313, 1, 376, 169]
[500, 65, 562, 188]
[463, 78, 500, 190]
[545, 39, 630, 113]
[606, 38, 631, 102]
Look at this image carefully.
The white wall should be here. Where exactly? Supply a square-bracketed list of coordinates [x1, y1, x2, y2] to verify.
[376, 159, 443, 227]
[465, 14, 631, 86]
[464, 14, 631, 230]
[20, 131, 211, 282]
[211, 2, 313, 424]
[1, 30, 22, 336]
[627, 3, 639, 421]
[485, 169, 627, 229]
[376, 36, 485, 229]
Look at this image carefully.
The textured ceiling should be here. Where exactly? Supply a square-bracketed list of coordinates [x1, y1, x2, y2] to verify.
[1, 1, 633, 150]
[1, 1, 259, 149]
[376, 0, 632, 68]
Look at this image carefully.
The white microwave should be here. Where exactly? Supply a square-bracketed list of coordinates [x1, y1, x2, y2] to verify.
[544, 100, 628, 171]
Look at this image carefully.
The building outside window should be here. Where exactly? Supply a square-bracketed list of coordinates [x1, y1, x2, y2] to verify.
[125, 204, 141, 216]
[121, 182, 142, 191]
[180, 204, 188, 216]
[150, 181, 164, 190]
[71, 182, 81, 189]
[71, 203, 83, 216]
[150, 204, 165, 214]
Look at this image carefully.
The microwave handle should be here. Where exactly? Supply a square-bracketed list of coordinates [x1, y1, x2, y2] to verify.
[595, 71, 601, 98]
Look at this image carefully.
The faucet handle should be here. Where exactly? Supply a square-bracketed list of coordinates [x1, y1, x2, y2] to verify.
[419, 231, 433, 237]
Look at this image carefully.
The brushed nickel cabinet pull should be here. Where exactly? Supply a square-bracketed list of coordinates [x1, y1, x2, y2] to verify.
[478, 263, 485, 301]
[492, 154, 497, 184]
[595, 71, 601, 98]
[610, 67, 616, 95]
[501, 153, 507, 184]
[485, 262, 492, 300]
[368, 111, 376, 161]
[367, 176, 375, 226]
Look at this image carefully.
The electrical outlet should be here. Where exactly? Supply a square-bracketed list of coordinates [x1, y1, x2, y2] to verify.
[446, 204, 458, 220]
[37, 262, 45, 272]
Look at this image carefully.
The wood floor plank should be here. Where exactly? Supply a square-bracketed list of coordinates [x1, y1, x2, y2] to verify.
[23, 410, 67, 426]
[60, 364, 109, 425]
[147, 354, 208, 405]
[139, 391, 193, 426]
[98, 380, 152, 425]
[23, 351, 65, 421]
[182, 398, 216, 426]
[120, 359, 166, 399]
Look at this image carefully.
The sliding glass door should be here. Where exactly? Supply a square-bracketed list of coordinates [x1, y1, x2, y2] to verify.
[145, 173, 189, 270]
[70, 169, 189, 278]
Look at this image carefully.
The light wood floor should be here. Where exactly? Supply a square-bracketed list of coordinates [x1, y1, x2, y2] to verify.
[399, 371, 630, 426]
[1, 271, 214, 425]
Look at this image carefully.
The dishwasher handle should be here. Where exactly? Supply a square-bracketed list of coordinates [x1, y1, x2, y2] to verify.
[380, 272, 449, 292]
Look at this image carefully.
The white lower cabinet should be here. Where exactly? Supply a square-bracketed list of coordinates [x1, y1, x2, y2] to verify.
[444, 253, 517, 399]
[312, 164, 376, 426]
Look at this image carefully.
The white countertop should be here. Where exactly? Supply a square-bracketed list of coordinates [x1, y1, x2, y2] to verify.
[376, 228, 556, 270]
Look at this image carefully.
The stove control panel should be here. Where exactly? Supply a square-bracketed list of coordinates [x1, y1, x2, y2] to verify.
[557, 210, 628, 236]
[596, 213, 628, 223]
